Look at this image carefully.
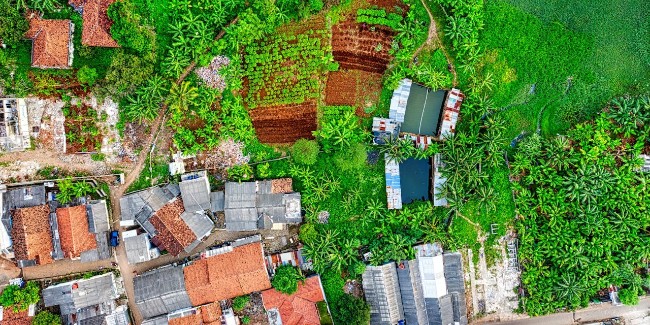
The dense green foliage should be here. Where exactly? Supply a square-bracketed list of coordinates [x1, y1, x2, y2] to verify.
[0, 0, 28, 46]
[231, 295, 250, 312]
[0, 282, 40, 312]
[33, 310, 62, 325]
[357, 8, 402, 29]
[512, 97, 650, 315]
[331, 294, 370, 325]
[57, 178, 93, 204]
[290, 139, 320, 165]
[271, 265, 305, 294]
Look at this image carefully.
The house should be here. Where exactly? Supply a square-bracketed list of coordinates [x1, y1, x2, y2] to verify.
[69, 0, 120, 47]
[223, 178, 302, 231]
[1, 185, 47, 256]
[439, 89, 464, 139]
[372, 117, 400, 145]
[261, 276, 327, 325]
[24, 12, 74, 68]
[0, 98, 31, 152]
[123, 230, 158, 264]
[87, 200, 110, 233]
[134, 265, 193, 320]
[11, 204, 54, 267]
[56, 205, 98, 259]
[362, 263, 404, 325]
[42, 272, 130, 325]
[264, 248, 312, 276]
[361, 244, 468, 325]
[183, 240, 271, 306]
[120, 183, 213, 257]
[178, 172, 211, 213]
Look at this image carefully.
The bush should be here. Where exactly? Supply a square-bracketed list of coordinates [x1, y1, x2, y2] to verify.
[240, 315, 251, 324]
[77, 66, 98, 86]
[232, 295, 250, 312]
[298, 223, 318, 244]
[618, 288, 639, 306]
[291, 139, 320, 165]
[33, 310, 61, 325]
[331, 294, 370, 325]
[272, 265, 305, 295]
[90, 153, 105, 161]
[333, 143, 367, 171]
[0, 1, 28, 46]
[0, 282, 40, 312]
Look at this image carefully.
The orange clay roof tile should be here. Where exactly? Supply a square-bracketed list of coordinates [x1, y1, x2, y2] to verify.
[261, 276, 325, 325]
[184, 242, 271, 305]
[150, 198, 197, 256]
[25, 14, 71, 68]
[11, 205, 54, 265]
[77, 0, 119, 47]
[56, 205, 97, 259]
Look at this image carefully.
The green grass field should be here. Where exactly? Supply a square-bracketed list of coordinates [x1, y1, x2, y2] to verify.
[481, 0, 650, 139]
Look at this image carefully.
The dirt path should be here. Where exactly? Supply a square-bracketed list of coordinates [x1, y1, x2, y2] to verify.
[414, 0, 459, 86]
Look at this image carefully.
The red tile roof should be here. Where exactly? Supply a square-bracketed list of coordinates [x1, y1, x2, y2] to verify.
[261, 276, 325, 325]
[11, 205, 54, 265]
[56, 205, 97, 258]
[150, 198, 196, 256]
[168, 302, 222, 325]
[1, 306, 32, 325]
[184, 242, 271, 305]
[74, 0, 119, 47]
[24, 13, 71, 68]
[271, 178, 293, 193]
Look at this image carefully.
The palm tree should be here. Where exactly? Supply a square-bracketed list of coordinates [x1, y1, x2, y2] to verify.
[30, 0, 58, 12]
[167, 81, 198, 113]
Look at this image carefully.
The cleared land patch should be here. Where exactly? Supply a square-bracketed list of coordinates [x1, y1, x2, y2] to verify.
[249, 102, 317, 144]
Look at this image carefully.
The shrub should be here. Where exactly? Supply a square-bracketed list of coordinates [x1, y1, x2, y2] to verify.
[240, 315, 251, 324]
[331, 294, 370, 325]
[0, 1, 28, 46]
[33, 310, 61, 325]
[0, 282, 41, 312]
[618, 288, 639, 306]
[272, 265, 305, 295]
[77, 66, 98, 86]
[291, 139, 320, 165]
[298, 223, 318, 244]
[232, 295, 249, 312]
[333, 143, 367, 171]
[90, 153, 105, 161]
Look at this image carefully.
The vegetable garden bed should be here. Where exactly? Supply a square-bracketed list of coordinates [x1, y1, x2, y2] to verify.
[249, 102, 318, 144]
[325, 69, 383, 115]
[331, 16, 395, 74]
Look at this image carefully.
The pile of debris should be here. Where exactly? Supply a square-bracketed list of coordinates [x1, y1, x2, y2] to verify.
[195, 56, 230, 90]
[203, 138, 249, 175]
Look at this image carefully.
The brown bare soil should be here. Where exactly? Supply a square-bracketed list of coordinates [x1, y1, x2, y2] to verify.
[332, 17, 395, 74]
[249, 102, 317, 144]
[367, 0, 407, 11]
[325, 69, 383, 116]
[63, 103, 102, 153]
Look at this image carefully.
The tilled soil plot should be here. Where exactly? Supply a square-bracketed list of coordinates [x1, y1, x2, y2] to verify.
[332, 17, 395, 74]
[249, 102, 317, 144]
[325, 69, 383, 114]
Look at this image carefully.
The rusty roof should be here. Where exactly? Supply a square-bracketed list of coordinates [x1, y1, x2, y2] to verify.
[184, 242, 271, 305]
[261, 276, 325, 325]
[150, 198, 197, 256]
[25, 13, 71, 68]
[11, 205, 54, 265]
[270, 178, 293, 194]
[77, 0, 119, 47]
[56, 205, 97, 259]
[168, 302, 222, 325]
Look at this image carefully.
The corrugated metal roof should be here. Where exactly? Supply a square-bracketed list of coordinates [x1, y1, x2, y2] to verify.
[385, 155, 402, 210]
[125, 233, 151, 264]
[397, 260, 428, 325]
[362, 263, 404, 325]
[179, 176, 211, 213]
[87, 200, 110, 233]
[210, 191, 224, 212]
[141, 315, 169, 325]
[119, 194, 144, 221]
[224, 207, 258, 231]
[134, 265, 192, 319]
[224, 182, 257, 209]
[43, 273, 118, 315]
[180, 212, 213, 239]
[389, 79, 411, 123]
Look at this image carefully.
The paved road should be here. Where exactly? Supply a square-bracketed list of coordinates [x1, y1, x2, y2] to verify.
[477, 297, 650, 325]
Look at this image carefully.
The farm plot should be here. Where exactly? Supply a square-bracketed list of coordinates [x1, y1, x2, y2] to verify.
[243, 30, 332, 109]
[331, 17, 395, 74]
[325, 70, 383, 114]
[249, 102, 317, 144]
[63, 103, 103, 153]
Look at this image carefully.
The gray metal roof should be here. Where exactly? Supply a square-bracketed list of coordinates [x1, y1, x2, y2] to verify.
[141, 187, 174, 211]
[3, 185, 46, 210]
[257, 180, 273, 194]
[43, 273, 118, 315]
[50, 211, 65, 260]
[165, 184, 181, 198]
[210, 191, 224, 212]
[87, 200, 110, 233]
[224, 207, 258, 231]
[135, 205, 156, 235]
[134, 265, 192, 319]
[180, 212, 213, 239]
[362, 263, 404, 325]
[443, 253, 467, 325]
[80, 231, 110, 263]
[224, 182, 257, 209]
[119, 194, 145, 221]
[125, 233, 151, 264]
[141, 316, 169, 325]
[179, 176, 211, 213]
[425, 295, 454, 325]
[256, 193, 284, 208]
[397, 260, 428, 325]
[283, 193, 301, 223]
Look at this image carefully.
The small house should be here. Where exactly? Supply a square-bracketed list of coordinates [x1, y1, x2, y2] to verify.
[261, 276, 328, 325]
[69, 0, 120, 47]
[24, 12, 74, 69]
[134, 265, 193, 320]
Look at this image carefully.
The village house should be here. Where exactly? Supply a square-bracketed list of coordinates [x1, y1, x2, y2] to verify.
[42, 272, 130, 325]
[264, 247, 312, 276]
[261, 275, 328, 325]
[119, 174, 214, 258]
[24, 11, 74, 69]
[362, 244, 468, 325]
[218, 178, 302, 231]
[134, 236, 271, 323]
[55, 200, 111, 262]
[69, 0, 120, 47]
[376, 79, 464, 209]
